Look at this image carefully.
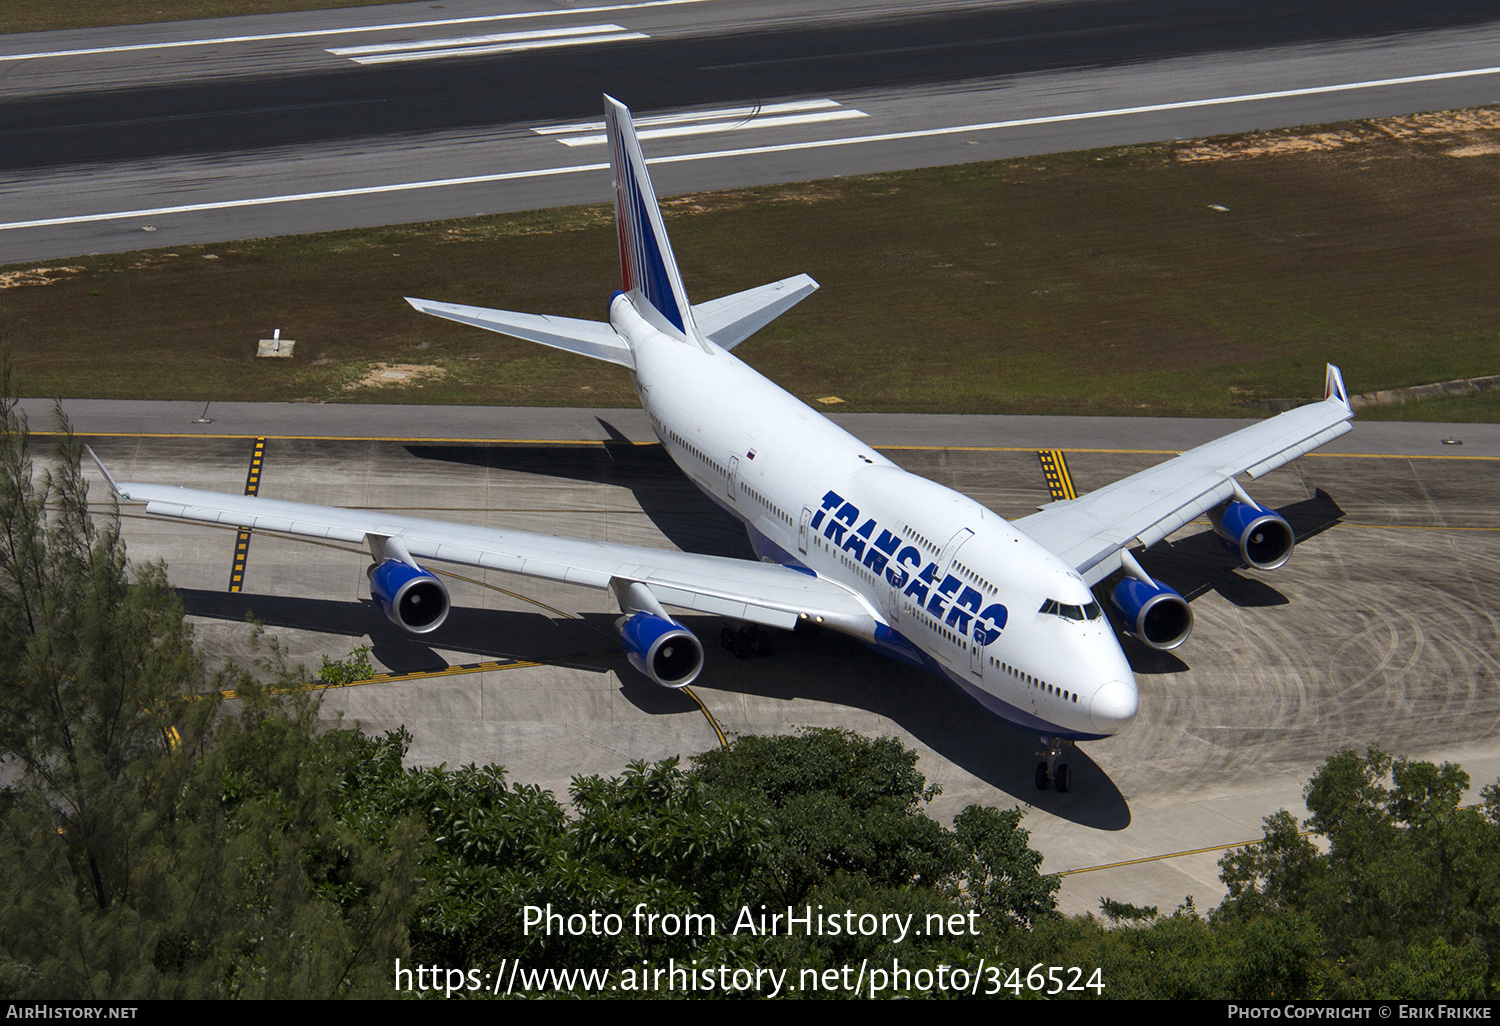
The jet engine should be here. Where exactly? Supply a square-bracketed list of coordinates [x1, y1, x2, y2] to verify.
[1110, 575, 1192, 651]
[619, 611, 704, 688]
[1210, 500, 1295, 570]
[368, 558, 450, 634]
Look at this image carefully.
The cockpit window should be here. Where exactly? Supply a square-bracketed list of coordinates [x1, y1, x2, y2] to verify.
[1041, 599, 1104, 622]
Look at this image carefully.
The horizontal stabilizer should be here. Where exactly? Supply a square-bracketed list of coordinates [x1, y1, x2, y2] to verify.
[692, 274, 820, 351]
[405, 297, 634, 369]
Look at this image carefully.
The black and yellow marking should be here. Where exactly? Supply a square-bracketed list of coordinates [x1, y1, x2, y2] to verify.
[1037, 449, 1077, 502]
[681, 687, 728, 750]
[228, 437, 267, 593]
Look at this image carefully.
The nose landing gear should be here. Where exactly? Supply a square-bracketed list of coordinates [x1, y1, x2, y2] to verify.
[1034, 737, 1073, 793]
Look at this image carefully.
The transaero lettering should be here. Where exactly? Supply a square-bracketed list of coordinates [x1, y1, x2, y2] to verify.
[809, 489, 1007, 644]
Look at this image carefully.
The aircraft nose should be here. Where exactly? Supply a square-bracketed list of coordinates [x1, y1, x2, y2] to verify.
[1090, 679, 1139, 734]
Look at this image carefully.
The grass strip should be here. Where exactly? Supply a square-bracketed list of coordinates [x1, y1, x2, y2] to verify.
[4, 109, 1498, 419]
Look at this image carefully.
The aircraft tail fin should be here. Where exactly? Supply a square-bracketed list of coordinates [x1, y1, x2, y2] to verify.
[605, 94, 703, 346]
[406, 96, 819, 363]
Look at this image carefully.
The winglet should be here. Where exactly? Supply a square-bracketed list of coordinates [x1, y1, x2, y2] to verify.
[604, 94, 703, 347]
[1324, 364, 1351, 409]
[84, 445, 126, 498]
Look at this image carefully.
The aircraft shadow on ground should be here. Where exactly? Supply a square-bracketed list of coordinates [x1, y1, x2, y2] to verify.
[685, 622, 1132, 830]
[405, 430, 755, 561]
[1106, 489, 1346, 676]
[181, 585, 1127, 825]
[176, 588, 644, 680]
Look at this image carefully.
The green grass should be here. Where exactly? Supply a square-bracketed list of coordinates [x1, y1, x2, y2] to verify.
[1354, 392, 1500, 421]
[4, 117, 1499, 419]
[2, 1, 395, 35]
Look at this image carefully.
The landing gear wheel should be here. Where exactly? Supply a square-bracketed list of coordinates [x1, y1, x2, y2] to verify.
[721, 623, 772, 660]
[1034, 762, 1050, 791]
[1053, 763, 1072, 794]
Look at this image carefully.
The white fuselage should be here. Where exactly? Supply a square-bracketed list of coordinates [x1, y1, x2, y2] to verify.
[612, 295, 1138, 741]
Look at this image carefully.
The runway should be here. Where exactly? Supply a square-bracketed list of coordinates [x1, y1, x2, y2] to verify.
[36, 400, 1500, 916]
[4, 0, 1500, 262]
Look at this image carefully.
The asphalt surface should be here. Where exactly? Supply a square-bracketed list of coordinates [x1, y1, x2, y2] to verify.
[31, 400, 1500, 915]
[8, 0, 1497, 169]
[5, 0, 1500, 261]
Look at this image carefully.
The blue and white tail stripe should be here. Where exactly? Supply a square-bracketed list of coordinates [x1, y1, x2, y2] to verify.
[604, 95, 700, 344]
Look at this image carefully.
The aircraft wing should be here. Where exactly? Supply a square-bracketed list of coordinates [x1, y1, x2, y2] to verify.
[1014, 365, 1355, 586]
[100, 471, 878, 634]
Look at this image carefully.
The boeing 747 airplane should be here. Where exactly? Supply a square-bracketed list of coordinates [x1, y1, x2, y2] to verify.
[94, 96, 1355, 792]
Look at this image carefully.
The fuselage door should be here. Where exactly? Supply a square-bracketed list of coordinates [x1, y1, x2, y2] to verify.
[728, 455, 739, 501]
[937, 528, 974, 569]
[798, 506, 811, 555]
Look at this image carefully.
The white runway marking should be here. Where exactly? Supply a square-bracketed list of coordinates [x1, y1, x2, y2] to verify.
[0, 0, 706, 61]
[534, 100, 869, 146]
[328, 25, 648, 65]
[6, 67, 1499, 234]
[0, 163, 610, 231]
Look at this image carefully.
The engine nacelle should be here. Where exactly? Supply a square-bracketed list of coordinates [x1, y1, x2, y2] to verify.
[1211, 500, 1295, 570]
[1111, 575, 1193, 651]
[619, 611, 704, 688]
[368, 558, 450, 634]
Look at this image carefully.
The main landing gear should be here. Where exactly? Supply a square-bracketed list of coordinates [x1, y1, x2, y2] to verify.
[1034, 737, 1073, 794]
[721, 623, 774, 660]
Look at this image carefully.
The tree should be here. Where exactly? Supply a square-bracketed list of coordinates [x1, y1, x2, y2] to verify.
[0, 380, 210, 995]
[0, 378, 421, 997]
[1216, 747, 1500, 998]
[954, 804, 1059, 932]
[690, 728, 965, 907]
